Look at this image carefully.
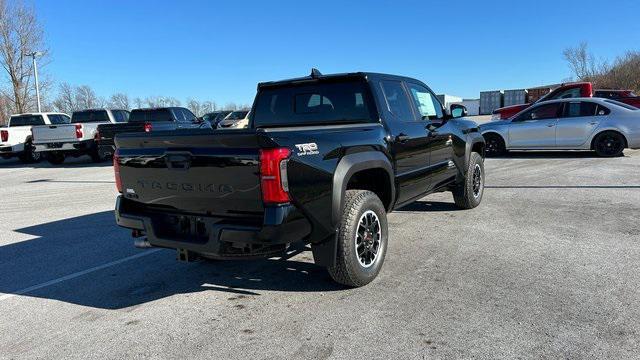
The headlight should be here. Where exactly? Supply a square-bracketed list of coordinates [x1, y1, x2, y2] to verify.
[491, 113, 502, 121]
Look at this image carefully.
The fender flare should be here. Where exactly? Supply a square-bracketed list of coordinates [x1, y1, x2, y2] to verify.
[464, 133, 486, 169]
[331, 151, 394, 227]
[313, 151, 394, 268]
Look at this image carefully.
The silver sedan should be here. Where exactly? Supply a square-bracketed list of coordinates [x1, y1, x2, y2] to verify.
[480, 97, 640, 157]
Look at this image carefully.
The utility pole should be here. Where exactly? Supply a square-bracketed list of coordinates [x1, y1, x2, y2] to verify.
[27, 51, 43, 112]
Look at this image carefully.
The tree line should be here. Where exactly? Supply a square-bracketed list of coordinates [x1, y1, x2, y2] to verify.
[563, 42, 640, 92]
[0, 0, 249, 125]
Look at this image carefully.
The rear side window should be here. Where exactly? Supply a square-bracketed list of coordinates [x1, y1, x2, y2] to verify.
[563, 102, 599, 117]
[72, 110, 110, 123]
[9, 115, 45, 126]
[253, 80, 373, 127]
[129, 109, 174, 122]
[380, 80, 415, 121]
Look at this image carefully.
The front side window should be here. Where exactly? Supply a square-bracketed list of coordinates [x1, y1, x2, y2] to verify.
[407, 83, 443, 121]
[380, 80, 415, 121]
[181, 108, 196, 122]
[515, 103, 563, 121]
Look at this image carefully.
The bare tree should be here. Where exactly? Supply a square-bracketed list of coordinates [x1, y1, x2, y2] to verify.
[133, 97, 143, 109]
[186, 98, 202, 116]
[75, 85, 102, 109]
[563, 42, 607, 82]
[109, 92, 130, 110]
[201, 100, 217, 114]
[224, 102, 238, 111]
[0, 0, 48, 114]
[52, 82, 78, 113]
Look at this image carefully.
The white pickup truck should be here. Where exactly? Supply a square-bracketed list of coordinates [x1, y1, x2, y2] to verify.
[0, 112, 71, 163]
[32, 109, 129, 164]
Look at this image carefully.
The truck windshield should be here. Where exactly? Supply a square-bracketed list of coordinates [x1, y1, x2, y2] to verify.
[72, 110, 110, 123]
[9, 115, 45, 127]
[252, 80, 374, 127]
[129, 109, 173, 122]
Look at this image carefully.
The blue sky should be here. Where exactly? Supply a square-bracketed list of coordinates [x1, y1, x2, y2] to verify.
[34, 0, 640, 104]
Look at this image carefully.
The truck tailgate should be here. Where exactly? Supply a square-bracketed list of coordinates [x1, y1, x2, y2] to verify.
[116, 131, 263, 216]
[32, 124, 77, 143]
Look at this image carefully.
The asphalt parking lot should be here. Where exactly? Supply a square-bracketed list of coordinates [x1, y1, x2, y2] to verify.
[1, 149, 639, 359]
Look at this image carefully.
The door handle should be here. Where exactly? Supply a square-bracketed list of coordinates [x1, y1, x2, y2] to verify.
[395, 133, 410, 143]
[165, 153, 191, 170]
[547, 123, 555, 127]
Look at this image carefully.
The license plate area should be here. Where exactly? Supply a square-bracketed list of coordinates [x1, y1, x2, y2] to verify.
[153, 214, 209, 244]
[47, 143, 63, 149]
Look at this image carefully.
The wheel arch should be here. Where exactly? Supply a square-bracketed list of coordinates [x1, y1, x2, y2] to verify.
[332, 151, 394, 227]
[589, 129, 629, 150]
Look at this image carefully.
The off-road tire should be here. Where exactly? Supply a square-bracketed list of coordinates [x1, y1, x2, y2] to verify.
[453, 152, 484, 209]
[46, 152, 65, 165]
[18, 141, 41, 164]
[328, 190, 388, 287]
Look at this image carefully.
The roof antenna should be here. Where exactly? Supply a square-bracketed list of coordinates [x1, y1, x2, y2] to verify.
[310, 68, 322, 78]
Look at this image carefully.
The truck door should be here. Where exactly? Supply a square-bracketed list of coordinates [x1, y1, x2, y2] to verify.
[405, 82, 457, 190]
[378, 80, 432, 204]
[508, 102, 563, 148]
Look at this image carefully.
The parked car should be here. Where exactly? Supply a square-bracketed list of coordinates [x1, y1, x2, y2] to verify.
[0, 112, 70, 163]
[96, 107, 211, 158]
[216, 110, 249, 129]
[492, 83, 640, 120]
[112, 70, 485, 287]
[481, 98, 640, 157]
[202, 110, 231, 128]
[32, 109, 129, 164]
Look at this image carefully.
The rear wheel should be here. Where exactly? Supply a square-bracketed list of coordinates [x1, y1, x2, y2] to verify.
[593, 131, 625, 157]
[90, 147, 107, 163]
[453, 152, 484, 209]
[18, 141, 41, 164]
[46, 151, 65, 165]
[328, 190, 388, 287]
[484, 133, 506, 157]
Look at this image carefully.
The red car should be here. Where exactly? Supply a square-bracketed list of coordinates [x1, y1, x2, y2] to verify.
[491, 82, 640, 120]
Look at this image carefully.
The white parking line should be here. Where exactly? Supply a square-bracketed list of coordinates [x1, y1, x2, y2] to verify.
[0, 249, 163, 302]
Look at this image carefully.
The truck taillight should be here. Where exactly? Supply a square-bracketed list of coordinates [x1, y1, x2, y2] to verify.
[259, 148, 291, 204]
[0, 130, 7, 142]
[94, 129, 100, 143]
[75, 124, 83, 139]
[144, 122, 152, 132]
[113, 151, 122, 193]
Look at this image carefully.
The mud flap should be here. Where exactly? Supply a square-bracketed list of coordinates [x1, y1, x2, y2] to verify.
[311, 233, 337, 268]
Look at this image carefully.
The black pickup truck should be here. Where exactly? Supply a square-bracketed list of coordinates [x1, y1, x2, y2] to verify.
[113, 70, 486, 287]
[97, 107, 210, 158]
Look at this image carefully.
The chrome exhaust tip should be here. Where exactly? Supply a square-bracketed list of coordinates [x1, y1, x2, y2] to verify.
[134, 238, 153, 249]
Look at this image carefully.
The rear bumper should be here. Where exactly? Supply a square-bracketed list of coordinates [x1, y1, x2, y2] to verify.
[0, 143, 24, 154]
[115, 196, 312, 259]
[35, 139, 95, 153]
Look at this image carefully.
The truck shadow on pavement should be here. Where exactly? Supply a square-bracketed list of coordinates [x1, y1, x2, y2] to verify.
[0, 211, 344, 310]
[0, 157, 112, 169]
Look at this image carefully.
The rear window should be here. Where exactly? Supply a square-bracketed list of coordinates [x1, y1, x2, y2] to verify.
[252, 80, 374, 127]
[225, 110, 248, 120]
[129, 109, 174, 122]
[72, 110, 110, 123]
[604, 99, 638, 111]
[9, 115, 45, 127]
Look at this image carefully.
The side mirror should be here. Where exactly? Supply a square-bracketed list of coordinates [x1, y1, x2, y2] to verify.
[450, 104, 468, 118]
